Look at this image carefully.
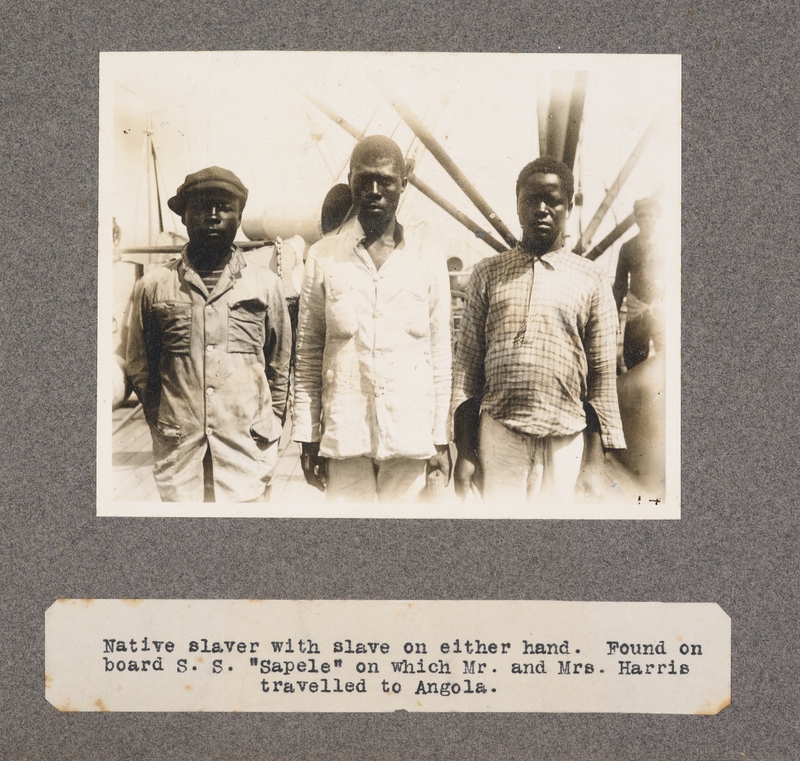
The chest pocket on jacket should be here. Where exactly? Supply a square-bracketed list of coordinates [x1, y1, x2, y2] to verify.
[228, 298, 266, 353]
[325, 275, 358, 339]
[152, 302, 192, 354]
[403, 283, 430, 338]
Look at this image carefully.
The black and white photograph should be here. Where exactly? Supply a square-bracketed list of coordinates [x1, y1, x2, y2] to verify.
[99, 51, 681, 518]
[5, 0, 800, 757]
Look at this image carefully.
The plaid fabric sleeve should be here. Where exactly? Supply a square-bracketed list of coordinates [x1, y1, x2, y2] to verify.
[584, 272, 626, 450]
[452, 260, 489, 412]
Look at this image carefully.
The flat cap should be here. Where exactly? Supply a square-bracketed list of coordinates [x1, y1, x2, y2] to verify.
[167, 166, 248, 215]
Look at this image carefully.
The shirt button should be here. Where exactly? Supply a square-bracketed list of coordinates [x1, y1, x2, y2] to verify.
[206, 387, 215, 395]
[205, 305, 213, 312]
[206, 428, 213, 436]
[206, 344, 215, 353]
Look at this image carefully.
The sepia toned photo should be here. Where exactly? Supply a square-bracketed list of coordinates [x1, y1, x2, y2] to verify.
[98, 51, 681, 519]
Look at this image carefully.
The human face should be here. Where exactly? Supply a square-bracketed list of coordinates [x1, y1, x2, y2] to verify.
[183, 191, 241, 250]
[349, 157, 407, 237]
[635, 206, 659, 237]
[517, 172, 572, 255]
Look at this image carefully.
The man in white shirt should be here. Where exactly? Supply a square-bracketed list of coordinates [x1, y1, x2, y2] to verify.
[293, 136, 452, 502]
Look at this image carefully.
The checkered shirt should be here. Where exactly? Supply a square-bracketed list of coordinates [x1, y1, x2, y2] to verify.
[452, 246, 626, 450]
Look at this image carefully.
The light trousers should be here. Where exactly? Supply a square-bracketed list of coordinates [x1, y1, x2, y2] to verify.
[479, 412, 584, 505]
[326, 457, 428, 503]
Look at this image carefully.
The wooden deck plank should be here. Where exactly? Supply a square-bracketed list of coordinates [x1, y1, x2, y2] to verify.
[111, 414, 640, 506]
[112, 413, 316, 503]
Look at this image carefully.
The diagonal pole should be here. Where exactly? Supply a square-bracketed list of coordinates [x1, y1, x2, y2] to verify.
[574, 111, 663, 255]
[562, 71, 589, 170]
[375, 75, 519, 249]
[298, 86, 508, 254]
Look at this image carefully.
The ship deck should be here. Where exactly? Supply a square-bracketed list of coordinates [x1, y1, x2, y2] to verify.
[111, 404, 643, 506]
[111, 403, 324, 503]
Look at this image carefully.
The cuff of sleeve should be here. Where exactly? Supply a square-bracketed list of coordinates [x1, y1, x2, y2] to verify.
[585, 400, 626, 451]
[432, 420, 451, 447]
[292, 423, 321, 443]
[601, 431, 627, 451]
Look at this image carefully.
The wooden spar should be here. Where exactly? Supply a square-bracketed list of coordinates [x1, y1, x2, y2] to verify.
[410, 175, 507, 254]
[376, 77, 519, 249]
[574, 111, 662, 255]
[546, 71, 573, 162]
[584, 188, 663, 260]
[149, 135, 164, 233]
[562, 72, 589, 170]
[536, 72, 549, 159]
[583, 213, 635, 261]
[300, 88, 363, 141]
[535, 71, 588, 168]
[299, 86, 508, 254]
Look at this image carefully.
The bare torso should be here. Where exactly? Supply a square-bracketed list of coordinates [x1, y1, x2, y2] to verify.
[614, 234, 665, 308]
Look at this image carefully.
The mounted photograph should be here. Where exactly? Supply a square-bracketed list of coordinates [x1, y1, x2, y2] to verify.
[97, 51, 681, 519]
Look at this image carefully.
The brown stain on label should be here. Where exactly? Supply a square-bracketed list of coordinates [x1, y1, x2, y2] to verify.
[196, 656, 205, 663]
[122, 599, 144, 606]
[44, 673, 53, 688]
[94, 699, 109, 712]
[57, 701, 78, 713]
[695, 694, 731, 715]
[183, 684, 193, 691]
[80, 598, 94, 605]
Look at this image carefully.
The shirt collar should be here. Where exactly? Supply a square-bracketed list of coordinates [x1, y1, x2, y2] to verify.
[337, 215, 405, 247]
[180, 244, 245, 275]
[517, 244, 567, 268]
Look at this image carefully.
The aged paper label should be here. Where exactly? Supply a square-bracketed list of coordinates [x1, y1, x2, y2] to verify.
[46, 600, 728, 713]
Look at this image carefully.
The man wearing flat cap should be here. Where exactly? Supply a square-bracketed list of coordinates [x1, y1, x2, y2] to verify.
[126, 166, 292, 502]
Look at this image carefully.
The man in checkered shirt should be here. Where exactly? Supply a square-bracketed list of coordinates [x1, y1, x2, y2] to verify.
[451, 156, 625, 505]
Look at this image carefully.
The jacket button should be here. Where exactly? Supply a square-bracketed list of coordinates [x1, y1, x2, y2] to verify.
[206, 428, 213, 436]
[206, 387, 215, 395]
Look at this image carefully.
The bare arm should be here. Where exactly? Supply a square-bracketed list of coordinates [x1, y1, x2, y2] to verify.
[451, 264, 490, 498]
[577, 404, 606, 500]
[612, 241, 631, 311]
[452, 397, 482, 498]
